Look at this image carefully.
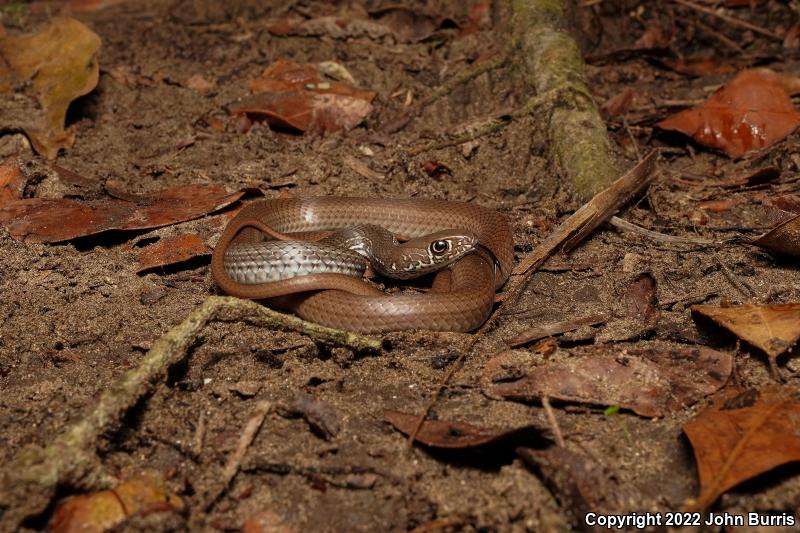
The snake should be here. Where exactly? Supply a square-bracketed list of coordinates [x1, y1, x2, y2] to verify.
[210, 197, 514, 333]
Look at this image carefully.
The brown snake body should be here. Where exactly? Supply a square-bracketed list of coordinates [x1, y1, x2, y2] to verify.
[211, 197, 514, 332]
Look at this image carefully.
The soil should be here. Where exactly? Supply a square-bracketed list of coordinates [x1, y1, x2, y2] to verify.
[1, 1, 800, 532]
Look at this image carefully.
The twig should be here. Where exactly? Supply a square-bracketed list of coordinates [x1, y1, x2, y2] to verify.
[514, 151, 660, 279]
[383, 54, 507, 134]
[671, 0, 782, 41]
[691, 17, 744, 53]
[407, 89, 560, 156]
[622, 116, 641, 160]
[213, 297, 382, 352]
[609, 215, 721, 245]
[405, 333, 482, 449]
[712, 253, 755, 298]
[508, 314, 608, 347]
[542, 396, 565, 447]
[0, 296, 379, 530]
[193, 411, 206, 457]
[203, 399, 272, 510]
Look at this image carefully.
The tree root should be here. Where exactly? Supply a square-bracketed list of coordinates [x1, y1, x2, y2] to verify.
[0, 296, 380, 529]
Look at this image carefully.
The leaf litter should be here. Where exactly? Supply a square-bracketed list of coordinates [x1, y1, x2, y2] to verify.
[1, 1, 800, 531]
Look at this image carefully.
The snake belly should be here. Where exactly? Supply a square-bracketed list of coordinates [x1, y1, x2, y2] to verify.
[211, 197, 514, 333]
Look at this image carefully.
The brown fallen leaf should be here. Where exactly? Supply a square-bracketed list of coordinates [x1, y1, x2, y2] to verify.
[49, 473, 184, 533]
[0, 184, 245, 242]
[136, 234, 211, 273]
[231, 59, 375, 134]
[384, 410, 542, 449]
[691, 303, 800, 360]
[507, 314, 608, 347]
[660, 57, 736, 77]
[684, 387, 800, 511]
[0, 158, 25, 207]
[488, 347, 732, 417]
[517, 447, 639, 533]
[0, 18, 101, 158]
[752, 214, 800, 258]
[657, 69, 800, 158]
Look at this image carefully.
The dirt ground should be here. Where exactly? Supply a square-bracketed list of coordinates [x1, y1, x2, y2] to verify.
[1, 0, 800, 531]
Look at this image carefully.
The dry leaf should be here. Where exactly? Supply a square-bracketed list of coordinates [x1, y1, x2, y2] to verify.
[507, 314, 608, 347]
[660, 57, 736, 77]
[0, 184, 245, 242]
[692, 303, 800, 359]
[488, 347, 732, 417]
[0, 18, 101, 158]
[683, 387, 800, 511]
[49, 473, 183, 533]
[136, 234, 211, 273]
[231, 59, 375, 134]
[384, 410, 542, 449]
[753, 214, 800, 258]
[657, 69, 800, 158]
[0, 158, 25, 207]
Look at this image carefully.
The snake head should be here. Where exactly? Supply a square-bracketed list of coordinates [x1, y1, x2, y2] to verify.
[388, 230, 480, 279]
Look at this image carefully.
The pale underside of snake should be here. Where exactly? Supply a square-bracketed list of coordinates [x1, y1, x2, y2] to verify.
[211, 197, 514, 333]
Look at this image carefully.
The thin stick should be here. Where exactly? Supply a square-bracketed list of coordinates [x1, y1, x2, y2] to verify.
[542, 396, 566, 447]
[609, 216, 720, 245]
[204, 399, 272, 510]
[712, 253, 755, 297]
[193, 410, 206, 456]
[405, 333, 482, 449]
[407, 89, 559, 156]
[671, 0, 782, 41]
[692, 17, 745, 53]
[384, 54, 507, 134]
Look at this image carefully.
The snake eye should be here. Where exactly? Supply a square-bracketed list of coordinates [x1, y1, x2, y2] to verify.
[430, 240, 450, 255]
